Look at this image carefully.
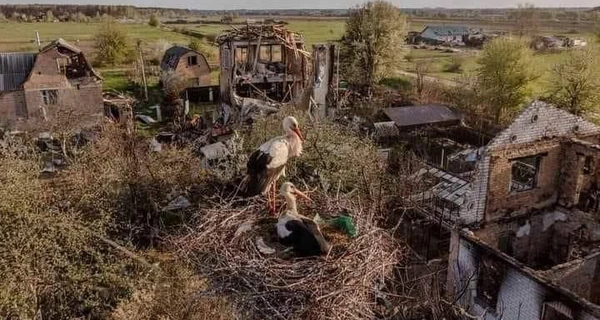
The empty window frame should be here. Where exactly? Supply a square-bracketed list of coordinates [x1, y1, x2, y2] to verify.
[235, 47, 248, 65]
[542, 302, 573, 320]
[476, 255, 505, 309]
[187, 55, 198, 66]
[41, 90, 58, 105]
[510, 156, 541, 192]
[583, 155, 594, 175]
[258, 45, 283, 63]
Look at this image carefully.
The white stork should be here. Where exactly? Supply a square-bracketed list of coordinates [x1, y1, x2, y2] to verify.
[244, 116, 303, 213]
[276, 182, 330, 257]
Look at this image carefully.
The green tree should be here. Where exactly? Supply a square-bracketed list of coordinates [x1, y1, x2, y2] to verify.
[148, 14, 159, 27]
[46, 10, 54, 22]
[188, 39, 202, 52]
[547, 48, 600, 116]
[476, 37, 535, 124]
[94, 22, 131, 66]
[340, 1, 407, 95]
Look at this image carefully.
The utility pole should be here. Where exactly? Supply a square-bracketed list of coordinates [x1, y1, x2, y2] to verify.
[35, 31, 41, 49]
[137, 40, 148, 101]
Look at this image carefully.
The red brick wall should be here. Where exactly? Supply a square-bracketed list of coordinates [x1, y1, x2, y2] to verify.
[486, 140, 563, 220]
[175, 51, 211, 87]
[0, 91, 26, 127]
[23, 49, 70, 90]
[20, 84, 103, 132]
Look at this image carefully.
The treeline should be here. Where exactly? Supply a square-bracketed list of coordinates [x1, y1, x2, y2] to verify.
[0, 5, 192, 22]
[405, 7, 600, 22]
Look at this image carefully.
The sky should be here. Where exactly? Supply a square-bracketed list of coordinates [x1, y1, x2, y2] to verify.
[2, 0, 597, 10]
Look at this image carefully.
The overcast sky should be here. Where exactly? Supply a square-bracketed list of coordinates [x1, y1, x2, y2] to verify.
[2, 0, 597, 10]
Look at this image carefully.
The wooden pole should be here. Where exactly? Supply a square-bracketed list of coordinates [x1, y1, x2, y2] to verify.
[137, 40, 149, 101]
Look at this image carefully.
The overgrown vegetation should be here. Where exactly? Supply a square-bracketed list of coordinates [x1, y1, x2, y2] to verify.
[476, 37, 535, 124]
[94, 22, 132, 66]
[148, 14, 159, 27]
[341, 1, 407, 96]
[547, 47, 600, 116]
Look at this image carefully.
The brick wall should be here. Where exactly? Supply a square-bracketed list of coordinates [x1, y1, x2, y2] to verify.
[559, 141, 600, 207]
[486, 140, 563, 220]
[20, 83, 103, 132]
[0, 91, 26, 127]
[175, 51, 212, 87]
[460, 102, 600, 225]
[23, 48, 70, 90]
[449, 234, 600, 320]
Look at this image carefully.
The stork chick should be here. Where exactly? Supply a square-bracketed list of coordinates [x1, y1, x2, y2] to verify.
[276, 182, 329, 257]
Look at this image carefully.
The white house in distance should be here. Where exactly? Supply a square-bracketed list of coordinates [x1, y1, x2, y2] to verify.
[419, 25, 472, 45]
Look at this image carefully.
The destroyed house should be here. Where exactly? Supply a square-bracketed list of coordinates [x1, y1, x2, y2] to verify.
[0, 38, 103, 130]
[160, 46, 212, 88]
[409, 102, 600, 319]
[420, 25, 471, 45]
[217, 24, 309, 105]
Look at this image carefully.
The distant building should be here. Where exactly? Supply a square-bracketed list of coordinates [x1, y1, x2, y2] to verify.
[160, 46, 212, 88]
[0, 38, 103, 131]
[419, 25, 472, 45]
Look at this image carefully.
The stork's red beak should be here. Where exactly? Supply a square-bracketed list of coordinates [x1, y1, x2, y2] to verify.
[293, 189, 312, 202]
[292, 128, 304, 141]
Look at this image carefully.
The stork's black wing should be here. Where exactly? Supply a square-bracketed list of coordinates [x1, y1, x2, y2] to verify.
[284, 220, 323, 257]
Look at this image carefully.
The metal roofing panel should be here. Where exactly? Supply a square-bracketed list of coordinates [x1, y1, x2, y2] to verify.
[0, 52, 36, 91]
[383, 104, 462, 128]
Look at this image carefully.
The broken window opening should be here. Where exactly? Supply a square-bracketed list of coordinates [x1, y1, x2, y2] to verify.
[583, 155, 594, 174]
[510, 156, 541, 192]
[259, 45, 271, 61]
[56, 57, 70, 74]
[187, 55, 198, 66]
[271, 45, 282, 62]
[41, 90, 58, 105]
[235, 47, 248, 65]
[476, 255, 504, 309]
[542, 302, 573, 320]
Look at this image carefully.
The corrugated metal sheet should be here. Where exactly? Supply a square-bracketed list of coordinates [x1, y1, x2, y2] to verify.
[383, 104, 462, 128]
[0, 52, 36, 91]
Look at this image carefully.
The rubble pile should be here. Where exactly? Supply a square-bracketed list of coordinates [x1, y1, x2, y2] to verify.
[215, 24, 311, 58]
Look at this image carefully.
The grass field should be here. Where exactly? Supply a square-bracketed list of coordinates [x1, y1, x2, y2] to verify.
[0, 18, 595, 97]
[398, 46, 582, 97]
[0, 22, 192, 53]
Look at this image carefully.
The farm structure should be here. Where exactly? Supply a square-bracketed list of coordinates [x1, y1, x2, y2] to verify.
[160, 46, 212, 88]
[395, 102, 600, 320]
[419, 25, 473, 45]
[217, 23, 310, 106]
[0, 38, 102, 131]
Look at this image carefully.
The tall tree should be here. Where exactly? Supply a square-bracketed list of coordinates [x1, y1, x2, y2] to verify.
[94, 22, 131, 66]
[547, 48, 600, 116]
[340, 1, 407, 96]
[476, 37, 535, 124]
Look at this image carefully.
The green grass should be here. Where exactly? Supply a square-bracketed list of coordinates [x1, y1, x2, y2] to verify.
[399, 46, 579, 97]
[99, 69, 130, 92]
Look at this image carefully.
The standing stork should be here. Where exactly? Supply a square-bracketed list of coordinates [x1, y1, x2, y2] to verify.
[243, 116, 304, 213]
[276, 182, 330, 257]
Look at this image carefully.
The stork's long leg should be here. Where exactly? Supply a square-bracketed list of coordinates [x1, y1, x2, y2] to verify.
[272, 182, 277, 215]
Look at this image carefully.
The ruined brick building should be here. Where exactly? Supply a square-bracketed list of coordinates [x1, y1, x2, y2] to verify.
[0, 38, 103, 131]
[402, 101, 600, 319]
[160, 46, 212, 88]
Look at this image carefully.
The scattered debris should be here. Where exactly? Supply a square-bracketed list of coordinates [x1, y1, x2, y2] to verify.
[162, 195, 192, 212]
[255, 237, 275, 255]
[135, 114, 157, 125]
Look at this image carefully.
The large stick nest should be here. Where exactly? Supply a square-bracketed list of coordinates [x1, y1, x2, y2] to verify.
[169, 190, 404, 319]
